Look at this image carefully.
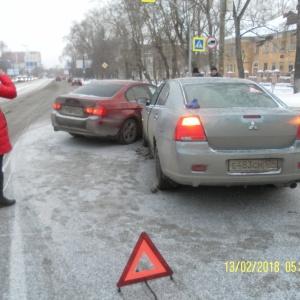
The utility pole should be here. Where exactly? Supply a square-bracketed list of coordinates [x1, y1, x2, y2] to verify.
[187, 13, 192, 75]
[219, 0, 227, 76]
[83, 54, 85, 79]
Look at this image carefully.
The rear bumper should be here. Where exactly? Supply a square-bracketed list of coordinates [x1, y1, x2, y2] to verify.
[158, 139, 300, 187]
[51, 111, 121, 137]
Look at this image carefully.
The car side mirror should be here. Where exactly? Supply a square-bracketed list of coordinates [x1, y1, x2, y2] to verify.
[137, 97, 150, 106]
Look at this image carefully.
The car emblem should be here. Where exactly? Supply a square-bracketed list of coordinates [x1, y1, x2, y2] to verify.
[249, 121, 258, 130]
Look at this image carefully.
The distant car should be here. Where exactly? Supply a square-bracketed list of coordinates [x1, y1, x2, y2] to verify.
[139, 77, 300, 190]
[55, 76, 61, 81]
[51, 80, 157, 144]
[67, 77, 73, 83]
[71, 78, 83, 86]
[16, 76, 24, 82]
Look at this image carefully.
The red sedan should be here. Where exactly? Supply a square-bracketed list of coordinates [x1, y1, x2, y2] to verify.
[51, 80, 156, 144]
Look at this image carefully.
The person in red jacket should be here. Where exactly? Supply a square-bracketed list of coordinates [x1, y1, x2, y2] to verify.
[0, 68, 17, 206]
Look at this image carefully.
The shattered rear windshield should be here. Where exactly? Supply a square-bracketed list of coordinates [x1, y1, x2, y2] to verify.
[73, 83, 124, 97]
[184, 83, 278, 108]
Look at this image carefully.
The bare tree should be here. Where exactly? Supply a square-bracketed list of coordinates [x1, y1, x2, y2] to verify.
[198, 0, 219, 69]
[232, 0, 251, 78]
[63, 9, 119, 79]
[61, 0, 298, 84]
[226, 0, 297, 78]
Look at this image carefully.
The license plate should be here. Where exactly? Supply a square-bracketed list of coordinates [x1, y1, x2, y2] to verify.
[228, 159, 278, 173]
[63, 105, 83, 115]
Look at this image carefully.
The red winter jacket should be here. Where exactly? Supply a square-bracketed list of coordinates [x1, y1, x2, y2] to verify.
[0, 74, 17, 154]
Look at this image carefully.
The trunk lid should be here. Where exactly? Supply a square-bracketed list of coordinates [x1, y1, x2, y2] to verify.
[198, 107, 299, 150]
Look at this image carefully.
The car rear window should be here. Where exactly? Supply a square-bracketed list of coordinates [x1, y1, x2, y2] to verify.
[73, 83, 124, 97]
[184, 83, 278, 108]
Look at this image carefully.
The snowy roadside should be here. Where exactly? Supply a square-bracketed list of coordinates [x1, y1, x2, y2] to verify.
[262, 85, 299, 108]
[274, 90, 300, 108]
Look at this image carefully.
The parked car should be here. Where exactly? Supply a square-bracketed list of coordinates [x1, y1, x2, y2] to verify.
[71, 78, 83, 86]
[139, 77, 300, 190]
[55, 76, 61, 81]
[52, 80, 157, 144]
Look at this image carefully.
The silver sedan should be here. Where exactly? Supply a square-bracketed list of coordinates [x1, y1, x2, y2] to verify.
[140, 77, 300, 190]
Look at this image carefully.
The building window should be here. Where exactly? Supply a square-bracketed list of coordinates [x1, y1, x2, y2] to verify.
[289, 37, 295, 51]
[280, 41, 286, 52]
[271, 63, 276, 70]
[263, 42, 269, 54]
[255, 44, 259, 54]
[253, 61, 259, 68]
[272, 42, 277, 53]
[279, 62, 284, 72]
[226, 64, 235, 73]
[288, 62, 294, 72]
[263, 63, 268, 71]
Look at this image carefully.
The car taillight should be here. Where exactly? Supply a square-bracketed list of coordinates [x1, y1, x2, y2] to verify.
[85, 105, 107, 116]
[296, 115, 300, 139]
[290, 115, 300, 139]
[53, 103, 61, 110]
[174, 116, 206, 141]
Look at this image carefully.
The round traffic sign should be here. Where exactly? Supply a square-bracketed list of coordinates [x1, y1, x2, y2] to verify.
[206, 36, 218, 49]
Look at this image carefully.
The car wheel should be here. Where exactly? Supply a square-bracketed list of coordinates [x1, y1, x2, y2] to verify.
[117, 118, 138, 144]
[68, 133, 84, 138]
[155, 148, 177, 190]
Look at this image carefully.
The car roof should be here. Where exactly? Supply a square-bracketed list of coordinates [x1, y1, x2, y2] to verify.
[87, 79, 153, 86]
[172, 77, 257, 85]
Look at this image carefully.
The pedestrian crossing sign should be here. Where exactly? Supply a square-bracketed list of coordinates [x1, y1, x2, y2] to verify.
[192, 37, 206, 52]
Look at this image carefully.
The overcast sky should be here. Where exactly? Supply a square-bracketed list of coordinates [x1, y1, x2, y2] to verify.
[0, 0, 103, 69]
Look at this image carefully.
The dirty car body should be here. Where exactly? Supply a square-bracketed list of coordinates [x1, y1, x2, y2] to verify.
[52, 80, 156, 144]
[141, 77, 300, 189]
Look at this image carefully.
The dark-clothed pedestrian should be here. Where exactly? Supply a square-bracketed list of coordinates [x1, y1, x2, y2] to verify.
[192, 67, 203, 77]
[0, 68, 17, 206]
[210, 66, 222, 77]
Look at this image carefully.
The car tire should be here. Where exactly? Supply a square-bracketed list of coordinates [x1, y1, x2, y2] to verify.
[117, 118, 138, 144]
[155, 148, 177, 190]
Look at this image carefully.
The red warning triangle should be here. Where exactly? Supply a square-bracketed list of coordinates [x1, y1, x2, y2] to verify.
[117, 232, 173, 288]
